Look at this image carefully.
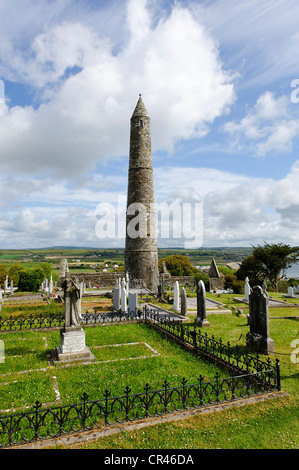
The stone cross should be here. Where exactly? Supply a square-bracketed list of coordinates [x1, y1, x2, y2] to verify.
[195, 280, 209, 327]
[244, 277, 250, 301]
[0, 287, 2, 301]
[246, 285, 274, 354]
[10, 280, 13, 295]
[172, 281, 180, 312]
[180, 287, 187, 316]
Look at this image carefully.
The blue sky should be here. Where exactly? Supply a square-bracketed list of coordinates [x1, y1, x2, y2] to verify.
[0, 0, 299, 249]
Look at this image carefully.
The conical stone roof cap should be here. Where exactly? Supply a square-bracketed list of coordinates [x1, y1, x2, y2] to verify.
[131, 94, 149, 119]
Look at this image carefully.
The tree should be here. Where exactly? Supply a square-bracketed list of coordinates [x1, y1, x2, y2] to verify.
[194, 271, 210, 290]
[0, 264, 8, 285]
[237, 243, 299, 291]
[224, 273, 244, 294]
[235, 254, 264, 286]
[8, 264, 24, 285]
[159, 255, 196, 276]
[39, 262, 52, 280]
[18, 268, 45, 292]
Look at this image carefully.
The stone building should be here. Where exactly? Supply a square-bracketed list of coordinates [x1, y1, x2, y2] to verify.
[124, 95, 158, 290]
[208, 258, 225, 290]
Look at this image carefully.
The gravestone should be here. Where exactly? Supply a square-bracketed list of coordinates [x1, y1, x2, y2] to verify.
[287, 286, 295, 298]
[262, 279, 268, 297]
[128, 292, 138, 317]
[244, 277, 250, 301]
[155, 271, 159, 294]
[246, 285, 274, 354]
[113, 279, 121, 309]
[180, 287, 187, 316]
[158, 275, 165, 298]
[195, 280, 209, 327]
[10, 280, 13, 295]
[49, 275, 53, 295]
[0, 287, 2, 301]
[172, 281, 180, 312]
[121, 286, 127, 312]
[56, 277, 94, 363]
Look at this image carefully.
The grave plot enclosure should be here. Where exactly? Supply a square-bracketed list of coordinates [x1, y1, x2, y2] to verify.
[0, 308, 281, 448]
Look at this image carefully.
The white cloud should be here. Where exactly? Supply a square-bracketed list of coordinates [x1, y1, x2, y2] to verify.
[223, 91, 299, 156]
[1, 161, 299, 248]
[0, 0, 235, 178]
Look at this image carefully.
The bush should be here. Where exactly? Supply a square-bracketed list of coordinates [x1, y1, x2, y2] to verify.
[18, 268, 45, 292]
[224, 273, 243, 294]
[159, 255, 197, 276]
[194, 271, 210, 290]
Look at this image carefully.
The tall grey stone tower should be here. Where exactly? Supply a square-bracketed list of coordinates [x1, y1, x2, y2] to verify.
[124, 95, 158, 290]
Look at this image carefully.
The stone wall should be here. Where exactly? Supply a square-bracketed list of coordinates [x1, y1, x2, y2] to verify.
[59, 272, 124, 288]
[209, 276, 225, 291]
[58, 271, 195, 290]
[164, 276, 195, 288]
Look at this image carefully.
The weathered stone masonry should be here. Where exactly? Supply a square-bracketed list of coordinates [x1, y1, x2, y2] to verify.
[124, 96, 158, 290]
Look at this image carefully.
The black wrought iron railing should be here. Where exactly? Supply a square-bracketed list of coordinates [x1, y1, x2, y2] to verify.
[0, 366, 279, 448]
[0, 309, 141, 331]
[0, 313, 65, 331]
[142, 306, 280, 384]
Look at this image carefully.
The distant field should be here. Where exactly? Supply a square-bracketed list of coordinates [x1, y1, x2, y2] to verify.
[0, 247, 252, 267]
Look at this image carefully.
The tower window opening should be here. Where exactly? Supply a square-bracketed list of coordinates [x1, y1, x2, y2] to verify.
[140, 120, 143, 128]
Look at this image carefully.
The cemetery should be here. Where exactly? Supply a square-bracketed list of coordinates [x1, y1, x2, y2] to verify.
[0, 269, 298, 449]
[0, 96, 298, 450]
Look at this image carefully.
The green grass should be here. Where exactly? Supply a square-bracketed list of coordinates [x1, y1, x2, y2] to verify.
[0, 310, 298, 449]
[0, 301, 63, 320]
[60, 311, 298, 449]
[0, 323, 228, 410]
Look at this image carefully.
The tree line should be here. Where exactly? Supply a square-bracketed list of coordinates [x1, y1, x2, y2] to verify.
[159, 243, 299, 293]
[0, 263, 55, 292]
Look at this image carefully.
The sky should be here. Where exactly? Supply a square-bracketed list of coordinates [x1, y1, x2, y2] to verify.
[0, 0, 299, 249]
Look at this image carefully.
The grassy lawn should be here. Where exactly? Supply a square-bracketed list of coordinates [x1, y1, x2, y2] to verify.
[0, 323, 228, 412]
[0, 307, 298, 449]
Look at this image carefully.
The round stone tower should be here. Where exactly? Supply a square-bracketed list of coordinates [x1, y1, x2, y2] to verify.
[124, 95, 158, 290]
